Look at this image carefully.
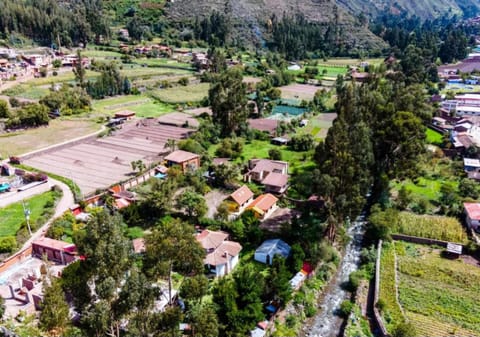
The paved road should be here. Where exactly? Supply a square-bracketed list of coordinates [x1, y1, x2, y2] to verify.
[0, 182, 51, 208]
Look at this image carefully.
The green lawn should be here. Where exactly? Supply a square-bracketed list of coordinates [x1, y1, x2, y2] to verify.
[149, 83, 209, 103]
[391, 157, 459, 207]
[208, 139, 315, 172]
[92, 94, 174, 118]
[0, 191, 56, 237]
[426, 128, 443, 145]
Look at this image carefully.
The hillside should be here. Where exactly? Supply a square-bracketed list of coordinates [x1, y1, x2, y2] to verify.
[337, 0, 480, 19]
[165, 0, 387, 51]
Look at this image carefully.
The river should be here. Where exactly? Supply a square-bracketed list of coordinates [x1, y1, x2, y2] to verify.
[305, 216, 366, 337]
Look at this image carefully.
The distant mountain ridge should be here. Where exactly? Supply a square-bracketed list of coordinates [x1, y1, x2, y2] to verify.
[165, 0, 480, 52]
[336, 0, 480, 19]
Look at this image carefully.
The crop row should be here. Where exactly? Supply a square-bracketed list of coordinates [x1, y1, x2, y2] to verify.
[393, 212, 467, 243]
[378, 242, 404, 332]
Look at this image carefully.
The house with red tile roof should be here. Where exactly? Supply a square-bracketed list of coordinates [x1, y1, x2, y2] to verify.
[262, 172, 288, 194]
[164, 150, 200, 173]
[229, 185, 254, 214]
[247, 193, 279, 220]
[464, 202, 480, 232]
[196, 229, 242, 277]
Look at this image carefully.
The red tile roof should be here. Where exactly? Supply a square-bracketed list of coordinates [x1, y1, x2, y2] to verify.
[262, 172, 288, 188]
[250, 159, 288, 174]
[465, 202, 480, 220]
[164, 150, 199, 163]
[196, 230, 229, 250]
[132, 238, 146, 254]
[230, 185, 254, 206]
[204, 241, 242, 266]
[114, 110, 136, 118]
[248, 194, 278, 212]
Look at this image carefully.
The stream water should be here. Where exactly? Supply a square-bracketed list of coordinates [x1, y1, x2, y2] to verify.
[305, 216, 366, 337]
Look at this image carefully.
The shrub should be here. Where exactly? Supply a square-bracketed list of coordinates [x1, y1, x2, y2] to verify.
[392, 322, 417, 337]
[268, 148, 282, 161]
[376, 298, 386, 312]
[0, 236, 17, 253]
[339, 300, 354, 318]
[178, 77, 189, 86]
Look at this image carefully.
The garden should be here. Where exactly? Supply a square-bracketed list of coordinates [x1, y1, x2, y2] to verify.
[378, 241, 480, 337]
[397, 242, 480, 336]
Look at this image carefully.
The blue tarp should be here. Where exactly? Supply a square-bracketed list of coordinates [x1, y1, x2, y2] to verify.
[155, 173, 167, 179]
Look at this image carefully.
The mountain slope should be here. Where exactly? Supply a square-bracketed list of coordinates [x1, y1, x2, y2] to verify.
[165, 0, 387, 51]
[337, 0, 480, 19]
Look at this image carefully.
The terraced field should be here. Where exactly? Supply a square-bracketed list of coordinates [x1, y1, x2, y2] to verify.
[379, 241, 480, 337]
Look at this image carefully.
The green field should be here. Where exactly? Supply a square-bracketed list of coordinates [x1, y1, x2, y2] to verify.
[208, 139, 315, 172]
[120, 65, 192, 79]
[378, 242, 404, 332]
[391, 157, 459, 208]
[394, 212, 468, 243]
[0, 191, 56, 237]
[426, 128, 443, 145]
[81, 49, 124, 58]
[149, 83, 209, 103]
[92, 94, 174, 118]
[1, 84, 49, 100]
[396, 242, 480, 336]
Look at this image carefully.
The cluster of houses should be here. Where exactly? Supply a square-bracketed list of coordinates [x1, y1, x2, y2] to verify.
[0, 47, 91, 87]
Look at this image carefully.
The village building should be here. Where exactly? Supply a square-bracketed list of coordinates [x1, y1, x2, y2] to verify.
[463, 158, 480, 172]
[247, 193, 279, 220]
[114, 110, 136, 119]
[245, 159, 288, 183]
[164, 150, 200, 173]
[196, 229, 242, 277]
[32, 237, 77, 265]
[132, 238, 146, 254]
[464, 202, 480, 232]
[254, 239, 291, 265]
[228, 185, 254, 214]
[262, 172, 288, 194]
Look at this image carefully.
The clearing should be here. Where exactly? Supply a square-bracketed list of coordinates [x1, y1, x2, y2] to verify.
[208, 139, 315, 172]
[149, 83, 210, 104]
[299, 113, 337, 140]
[0, 119, 99, 156]
[279, 83, 320, 101]
[92, 95, 174, 118]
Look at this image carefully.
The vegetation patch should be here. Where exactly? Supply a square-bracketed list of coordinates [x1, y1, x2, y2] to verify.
[425, 128, 443, 145]
[378, 242, 404, 332]
[394, 211, 467, 243]
[149, 83, 209, 103]
[0, 191, 58, 252]
[396, 242, 480, 336]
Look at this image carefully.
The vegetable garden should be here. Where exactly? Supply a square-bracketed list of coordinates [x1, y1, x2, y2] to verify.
[378, 241, 480, 337]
